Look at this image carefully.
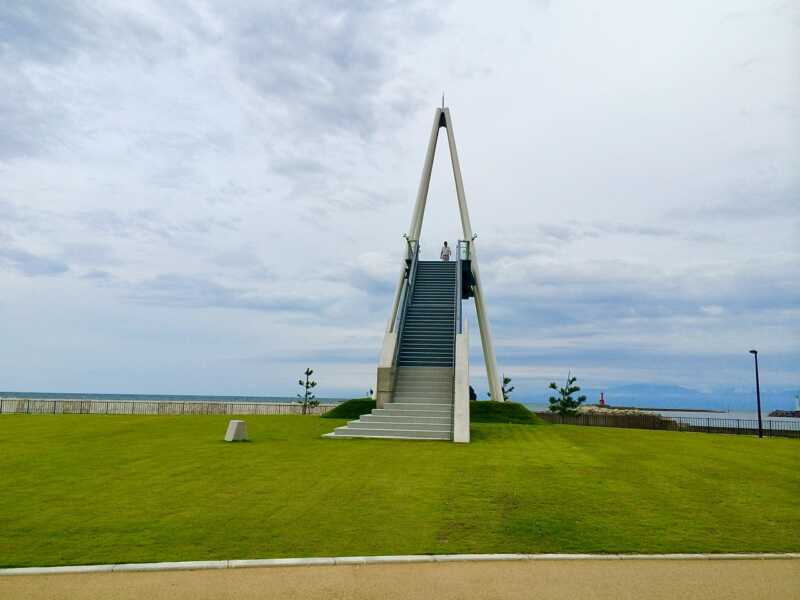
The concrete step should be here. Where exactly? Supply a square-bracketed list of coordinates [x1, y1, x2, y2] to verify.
[378, 401, 453, 410]
[393, 385, 453, 394]
[395, 376, 453, 384]
[346, 420, 451, 432]
[394, 386, 453, 392]
[386, 395, 453, 406]
[361, 413, 452, 425]
[395, 381, 453, 388]
[393, 387, 453, 395]
[326, 427, 451, 440]
[392, 398, 453, 405]
[377, 407, 453, 417]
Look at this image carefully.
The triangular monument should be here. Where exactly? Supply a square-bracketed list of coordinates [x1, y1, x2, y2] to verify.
[326, 106, 502, 443]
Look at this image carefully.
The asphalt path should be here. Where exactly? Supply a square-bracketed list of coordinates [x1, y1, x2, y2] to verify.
[2, 559, 798, 600]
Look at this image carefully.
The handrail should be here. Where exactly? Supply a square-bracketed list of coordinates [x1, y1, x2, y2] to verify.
[392, 239, 419, 368]
[454, 244, 462, 339]
[455, 240, 468, 335]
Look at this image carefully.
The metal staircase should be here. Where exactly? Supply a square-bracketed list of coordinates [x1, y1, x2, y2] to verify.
[326, 258, 459, 440]
[398, 261, 456, 367]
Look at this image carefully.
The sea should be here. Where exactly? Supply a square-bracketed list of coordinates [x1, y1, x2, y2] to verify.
[0, 391, 342, 405]
[2, 391, 799, 425]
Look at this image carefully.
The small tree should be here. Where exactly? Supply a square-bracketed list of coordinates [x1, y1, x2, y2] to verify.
[469, 385, 477, 401]
[297, 368, 319, 415]
[548, 371, 586, 416]
[488, 374, 514, 401]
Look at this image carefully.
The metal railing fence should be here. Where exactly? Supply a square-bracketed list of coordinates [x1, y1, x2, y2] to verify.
[536, 412, 800, 439]
[0, 398, 337, 416]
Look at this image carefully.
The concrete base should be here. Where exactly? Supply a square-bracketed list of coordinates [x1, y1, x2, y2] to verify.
[453, 319, 470, 443]
[376, 367, 395, 409]
[224, 420, 248, 442]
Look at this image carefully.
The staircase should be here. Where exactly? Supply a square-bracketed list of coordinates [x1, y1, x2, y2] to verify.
[326, 261, 457, 440]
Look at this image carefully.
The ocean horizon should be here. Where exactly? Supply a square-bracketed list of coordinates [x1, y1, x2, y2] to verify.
[0, 391, 345, 404]
[3, 391, 798, 424]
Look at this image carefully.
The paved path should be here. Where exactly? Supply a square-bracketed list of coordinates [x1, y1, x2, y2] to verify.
[2, 559, 798, 599]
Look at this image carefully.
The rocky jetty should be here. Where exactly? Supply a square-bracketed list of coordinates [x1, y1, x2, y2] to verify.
[768, 410, 800, 418]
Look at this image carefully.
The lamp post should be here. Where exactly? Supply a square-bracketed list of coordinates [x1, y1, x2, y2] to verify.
[749, 350, 763, 439]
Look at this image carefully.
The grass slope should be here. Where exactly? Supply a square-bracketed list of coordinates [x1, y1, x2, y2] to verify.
[470, 401, 540, 424]
[0, 415, 797, 567]
[322, 398, 375, 419]
[325, 399, 540, 424]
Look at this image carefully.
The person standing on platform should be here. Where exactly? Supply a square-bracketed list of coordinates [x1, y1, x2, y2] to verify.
[440, 241, 452, 262]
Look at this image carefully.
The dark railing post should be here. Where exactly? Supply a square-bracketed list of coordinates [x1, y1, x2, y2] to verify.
[749, 349, 763, 438]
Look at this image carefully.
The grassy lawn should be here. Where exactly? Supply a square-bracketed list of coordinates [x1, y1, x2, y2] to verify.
[0, 415, 798, 567]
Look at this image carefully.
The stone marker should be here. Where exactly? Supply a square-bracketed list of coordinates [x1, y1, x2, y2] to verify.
[224, 420, 249, 442]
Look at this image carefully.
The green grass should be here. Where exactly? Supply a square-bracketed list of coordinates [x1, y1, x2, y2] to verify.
[321, 398, 375, 419]
[0, 415, 797, 567]
[324, 399, 540, 424]
[470, 400, 541, 424]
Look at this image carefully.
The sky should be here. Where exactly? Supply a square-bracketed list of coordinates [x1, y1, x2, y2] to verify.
[1, 1, 798, 408]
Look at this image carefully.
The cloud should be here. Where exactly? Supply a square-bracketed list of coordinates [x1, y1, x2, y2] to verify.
[0, 0, 797, 399]
[0, 246, 68, 276]
[126, 273, 325, 313]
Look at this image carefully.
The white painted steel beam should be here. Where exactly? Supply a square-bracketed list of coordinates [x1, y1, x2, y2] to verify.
[380, 105, 503, 405]
[442, 108, 503, 403]
[385, 109, 442, 333]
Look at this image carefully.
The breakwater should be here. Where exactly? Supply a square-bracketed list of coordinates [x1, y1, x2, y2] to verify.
[0, 397, 337, 416]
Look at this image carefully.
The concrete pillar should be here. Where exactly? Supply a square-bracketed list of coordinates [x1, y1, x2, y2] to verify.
[453, 318, 470, 443]
[374, 331, 397, 407]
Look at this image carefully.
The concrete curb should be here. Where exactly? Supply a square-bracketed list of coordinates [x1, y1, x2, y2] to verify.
[2, 553, 798, 576]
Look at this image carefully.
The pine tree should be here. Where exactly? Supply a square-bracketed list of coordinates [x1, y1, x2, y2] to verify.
[488, 374, 514, 401]
[297, 368, 319, 415]
[548, 371, 586, 416]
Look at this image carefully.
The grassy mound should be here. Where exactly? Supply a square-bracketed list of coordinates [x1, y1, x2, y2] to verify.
[470, 400, 541, 424]
[322, 398, 375, 419]
[325, 399, 539, 424]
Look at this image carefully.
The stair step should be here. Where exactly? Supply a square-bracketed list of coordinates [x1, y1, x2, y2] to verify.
[394, 382, 452, 387]
[362, 415, 452, 426]
[393, 392, 453, 399]
[395, 372, 454, 379]
[378, 402, 453, 410]
[378, 408, 453, 417]
[398, 361, 454, 366]
[346, 421, 450, 432]
[327, 428, 451, 440]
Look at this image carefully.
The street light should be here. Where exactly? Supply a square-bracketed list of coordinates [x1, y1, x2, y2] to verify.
[749, 350, 763, 439]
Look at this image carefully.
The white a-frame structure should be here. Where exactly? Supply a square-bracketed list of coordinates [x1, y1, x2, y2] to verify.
[380, 106, 503, 404]
[326, 106, 503, 442]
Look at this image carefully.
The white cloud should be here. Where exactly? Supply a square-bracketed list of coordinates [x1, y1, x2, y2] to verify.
[0, 0, 797, 399]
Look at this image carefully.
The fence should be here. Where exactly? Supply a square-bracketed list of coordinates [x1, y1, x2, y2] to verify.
[0, 398, 337, 416]
[535, 412, 800, 439]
